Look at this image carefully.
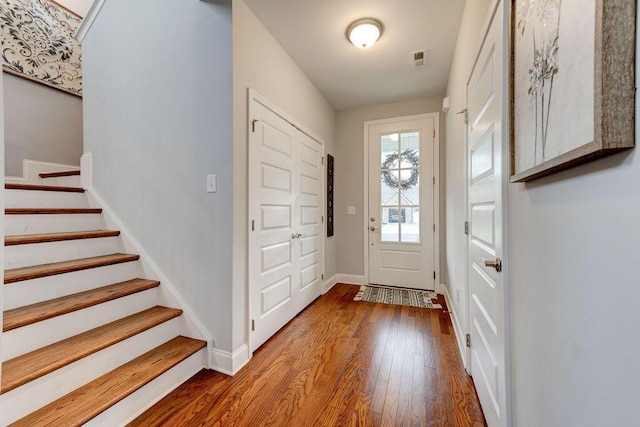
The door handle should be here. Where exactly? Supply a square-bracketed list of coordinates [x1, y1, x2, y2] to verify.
[484, 257, 502, 273]
[291, 232, 303, 239]
[369, 226, 378, 232]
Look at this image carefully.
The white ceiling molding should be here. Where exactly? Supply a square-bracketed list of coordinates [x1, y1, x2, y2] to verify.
[75, 0, 107, 41]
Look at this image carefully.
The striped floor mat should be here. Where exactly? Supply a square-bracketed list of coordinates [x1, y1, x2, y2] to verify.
[354, 285, 443, 309]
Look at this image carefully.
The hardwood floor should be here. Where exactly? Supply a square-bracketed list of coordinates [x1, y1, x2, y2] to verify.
[130, 284, 486, 427]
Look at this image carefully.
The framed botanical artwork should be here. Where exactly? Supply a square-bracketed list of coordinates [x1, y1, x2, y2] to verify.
[510, 0, 635, 182]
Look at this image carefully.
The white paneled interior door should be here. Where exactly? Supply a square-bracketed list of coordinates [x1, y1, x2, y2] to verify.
[466, 2, 507, 426]
[249, 95, 324, 353]
[366, 114, 438, 290]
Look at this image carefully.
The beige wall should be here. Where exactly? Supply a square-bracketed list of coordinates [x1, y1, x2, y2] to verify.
[335, 96, 444, 278]
[233, 0, 336, 351]
[51, 0, 91, 16]
[4, 73, 82, 176]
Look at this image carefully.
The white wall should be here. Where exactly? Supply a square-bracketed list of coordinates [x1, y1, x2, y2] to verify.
[233, 0, 336, 351]
[82, 0, 234, 350]
[4, 73, 82, 176]
[443, 0, 492, 352]
[507, 11, 640, 426]
[0, 67, 5, 386]
[335, 97, 444, 278]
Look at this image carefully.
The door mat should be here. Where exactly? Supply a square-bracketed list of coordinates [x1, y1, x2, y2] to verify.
[354, 285, 443, 309]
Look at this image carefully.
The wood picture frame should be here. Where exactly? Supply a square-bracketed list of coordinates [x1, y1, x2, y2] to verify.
[510, 0, 635, 183]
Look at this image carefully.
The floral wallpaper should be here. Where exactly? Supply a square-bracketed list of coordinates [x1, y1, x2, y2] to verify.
[0, 0, 82, 96]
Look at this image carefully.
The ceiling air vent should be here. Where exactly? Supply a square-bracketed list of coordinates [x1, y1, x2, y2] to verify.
[411, 49, 427, 68]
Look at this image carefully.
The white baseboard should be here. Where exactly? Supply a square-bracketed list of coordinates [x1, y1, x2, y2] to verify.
[334, 274, 366, 286]
[209, 344, 250, 376]
[442, 285, 468, 370]
[5, 159, 79, 183]
[323, 274, 338, 293]
[85, 187, 215, 367]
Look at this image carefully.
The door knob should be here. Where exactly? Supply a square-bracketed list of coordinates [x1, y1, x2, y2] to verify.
[291, 232, 302, 239]
[369, 226, 378, 232]
[370, 217, 376, 222]
[484, 257, 502, 272]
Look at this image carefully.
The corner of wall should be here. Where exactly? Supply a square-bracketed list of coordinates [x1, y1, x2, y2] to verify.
[209, 344, 251, 376]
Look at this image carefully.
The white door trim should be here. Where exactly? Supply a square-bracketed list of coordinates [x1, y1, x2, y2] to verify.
[463, 1, 512, 425]
[246, 88, 326, 354]
[363, 113, 440, 289]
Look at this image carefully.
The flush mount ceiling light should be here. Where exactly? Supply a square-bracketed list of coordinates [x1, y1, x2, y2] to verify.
[346, 18, 384, 49]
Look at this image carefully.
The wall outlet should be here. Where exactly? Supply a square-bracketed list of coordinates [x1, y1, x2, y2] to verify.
[347, 206, 356, 215]
[207, 174, 217, 193]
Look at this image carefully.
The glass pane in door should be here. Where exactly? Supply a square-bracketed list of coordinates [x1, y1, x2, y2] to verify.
[400, 207, 420, 243]
[380, 206, 399, 242]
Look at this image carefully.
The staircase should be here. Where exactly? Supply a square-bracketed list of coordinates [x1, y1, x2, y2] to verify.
[0, 169, 207, 425]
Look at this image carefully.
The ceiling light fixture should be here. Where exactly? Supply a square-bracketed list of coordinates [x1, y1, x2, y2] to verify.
[346, 18, 384, 49]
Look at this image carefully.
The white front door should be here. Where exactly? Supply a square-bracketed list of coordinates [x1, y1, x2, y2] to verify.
[466, 2, 508, 426]
[248, 97, 324, 352]
[366, 114, 438, 290]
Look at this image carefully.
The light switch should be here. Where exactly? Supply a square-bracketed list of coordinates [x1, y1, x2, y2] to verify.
[207, 174, 217, 193]
[347, 206, 356, 215]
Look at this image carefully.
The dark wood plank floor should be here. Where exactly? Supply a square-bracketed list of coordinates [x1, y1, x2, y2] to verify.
[130, 284, 486, 426]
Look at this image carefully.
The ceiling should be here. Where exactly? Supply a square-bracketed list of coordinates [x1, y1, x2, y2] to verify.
[243, 0, 466, 111]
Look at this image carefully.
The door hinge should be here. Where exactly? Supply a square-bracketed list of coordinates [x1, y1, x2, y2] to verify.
[466, 334, 471, 347]
[433, 176, 436, 185]
[321, 274, 324, 280]
[433, 271, 436, 280]
[251, 119, 258, 132]
[252, 319, 255, 331]
[433, 223, 436, 232]
[464, 221, 469, 235]
[321, 215, 324, 223]
[251, 220, 255, 231]
[322, 156, 325, 165]
[433, 129, 436, 138]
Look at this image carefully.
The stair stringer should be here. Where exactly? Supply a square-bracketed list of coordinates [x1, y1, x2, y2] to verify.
[84, 188, 215, 368]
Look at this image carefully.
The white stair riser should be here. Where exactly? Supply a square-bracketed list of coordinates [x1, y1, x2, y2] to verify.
[6, 213, 105, 236]
[5, 237, 123, 269]
[6, 189, 90, 209]
[38, 175, 81, 187]
[2, 288, 159, 361]
[88, 349, 206, 427]
[0, 318, 181, 426]
[4, 261, 143, 310]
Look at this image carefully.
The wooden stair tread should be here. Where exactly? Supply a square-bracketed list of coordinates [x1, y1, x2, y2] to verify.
[39, 170, 81, 178]
[4, 253, 140, 284]
[0, 306, 183, 394]
[5, 230, 120, 246]
[10, 336, 205, 427]
[3, 279, 161, 332]
[5, 207, 102, 215]
[5, 183, 84, 193]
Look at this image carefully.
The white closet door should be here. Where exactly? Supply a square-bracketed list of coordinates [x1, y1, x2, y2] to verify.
[249, 98, 323, 352]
